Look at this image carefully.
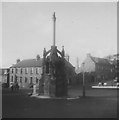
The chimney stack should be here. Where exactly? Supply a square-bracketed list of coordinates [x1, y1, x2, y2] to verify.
[36, 54, 40, 60]
[16, 59, 20, 63]
[87, 53, 91, 57]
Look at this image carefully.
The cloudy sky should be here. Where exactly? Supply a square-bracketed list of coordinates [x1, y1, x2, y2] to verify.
[1, 2, 117, 68]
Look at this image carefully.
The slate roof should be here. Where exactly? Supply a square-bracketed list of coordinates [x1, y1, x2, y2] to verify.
[10, 57, 75, 74]
[65, 59, 75, 69]
[90, 56, 111, 65]
[11, 59, 43, 68]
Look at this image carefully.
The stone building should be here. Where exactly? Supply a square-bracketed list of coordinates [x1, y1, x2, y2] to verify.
[105, 53, 119, 80]
[77, 53, 114, 83]
[0, 68, 9, 86]
[9, 55, 76, 88]
[65, 59, 76, 85]
[9, 55, 42, 88]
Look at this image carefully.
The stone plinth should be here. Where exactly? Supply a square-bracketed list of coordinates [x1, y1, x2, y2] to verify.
[32, 84, 37, 95]
[44, 74, 50, 96]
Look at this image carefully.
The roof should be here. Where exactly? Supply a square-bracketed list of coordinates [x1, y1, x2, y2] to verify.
[11, 58, 43, 68]
[65, 59, 75, 69]
[90, 56, 111, 65]
[10, 57, 75, 72]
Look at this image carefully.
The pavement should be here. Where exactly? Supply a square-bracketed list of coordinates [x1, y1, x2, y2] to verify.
[1, 85, 119, 118]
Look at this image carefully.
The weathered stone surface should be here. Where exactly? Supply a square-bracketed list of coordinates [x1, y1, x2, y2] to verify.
[44, 74, 50, 96]
[32, 84, 36, 95]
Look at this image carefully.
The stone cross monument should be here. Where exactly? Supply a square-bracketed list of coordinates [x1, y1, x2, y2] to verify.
[39, 12, 68, 97]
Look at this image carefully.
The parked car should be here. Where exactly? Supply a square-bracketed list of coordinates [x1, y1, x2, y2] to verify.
[113, 78, 117, 83]
[116, 83, 119, 86]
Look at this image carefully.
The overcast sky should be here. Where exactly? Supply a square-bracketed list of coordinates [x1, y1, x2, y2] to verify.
[1, 2, 117, 68]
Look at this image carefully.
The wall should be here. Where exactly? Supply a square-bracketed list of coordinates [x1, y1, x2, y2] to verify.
[80, 56, 95, 73]
[9, 67, 42, 88]
[95, 64, 114, 81]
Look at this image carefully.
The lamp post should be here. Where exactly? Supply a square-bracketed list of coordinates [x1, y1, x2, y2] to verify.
[82, 62, 85, 97]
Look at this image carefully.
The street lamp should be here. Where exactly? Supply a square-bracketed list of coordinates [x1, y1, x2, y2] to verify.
[82, 62, 85, 97]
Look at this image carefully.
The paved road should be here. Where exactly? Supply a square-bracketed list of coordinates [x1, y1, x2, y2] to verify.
[1, 86, 118, 118]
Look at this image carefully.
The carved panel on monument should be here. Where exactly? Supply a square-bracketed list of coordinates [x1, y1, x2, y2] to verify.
[39, 76, 44, 95]
[49, 76, 56, 97]
[44, 74, 50, 96]
[55, 59, 67, 97]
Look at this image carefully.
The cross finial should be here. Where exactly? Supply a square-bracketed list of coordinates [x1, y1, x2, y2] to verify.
[53, 12, 56, 21]
[53, 12, 56, 46]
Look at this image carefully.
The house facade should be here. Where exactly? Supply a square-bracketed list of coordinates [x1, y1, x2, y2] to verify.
[105, 53, 119, 80]
[9, 56, 42, 88]
[0, 68, 9, 86]
[78, 54, 114, 83]
[9, 54, 76, 88]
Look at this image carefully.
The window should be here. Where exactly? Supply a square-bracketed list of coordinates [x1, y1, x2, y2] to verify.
[30, 77, 33, 84]
[36, 77, 38, 84]
[20, 77, 22, 83]
[39, 68, 42, 74]
[25, 68, 28, 74]
[11, 68, 14, 73]
[36, 68, 38, 74]
[15, 75, 18, 83]
[21, 68, 23, 74]
[25, 77, 27, 83]
[30, 68, 33, 74]
[11, 76, 13, 82]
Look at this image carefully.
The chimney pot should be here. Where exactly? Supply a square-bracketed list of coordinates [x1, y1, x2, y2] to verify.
[87, 53, 91, 57]
[16, 59, 20, 63]
[36, 54, 40, 60]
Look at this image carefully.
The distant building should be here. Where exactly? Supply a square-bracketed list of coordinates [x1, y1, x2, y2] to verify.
[77, 54, 114, 83]
[64, 59, 76, 85]
[9, 55, 43, 88]
[105, 53, 119, 80]
[105, 54, 119, 62]
[64, 53, 76, 84]
[0, 68, 9, 86]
